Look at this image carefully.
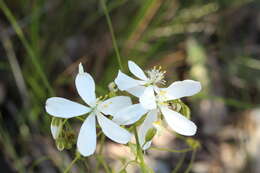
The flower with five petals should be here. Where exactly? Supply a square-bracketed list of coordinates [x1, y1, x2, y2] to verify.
[45, 64, 132, 156]
[114, 61, 201, 149]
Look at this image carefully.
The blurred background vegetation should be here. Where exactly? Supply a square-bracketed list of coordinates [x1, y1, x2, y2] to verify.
[0, 0, 260, 172]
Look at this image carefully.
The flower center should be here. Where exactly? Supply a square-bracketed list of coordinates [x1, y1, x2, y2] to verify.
[91, 97, 103, 114]
[156, 91, 181, 112]
[155, 90, 168, 107]
[146, 66, 166, 85]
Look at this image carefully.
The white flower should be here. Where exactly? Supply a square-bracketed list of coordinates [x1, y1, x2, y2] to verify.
[45, 63, 132, 156]
[115, 61, 167, 110]
[114, 61, 201, 149]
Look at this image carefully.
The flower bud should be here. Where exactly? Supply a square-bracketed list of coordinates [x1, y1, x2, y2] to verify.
[51, 117, 63, 139]
[64, 131, 76, 149]
[108, 82, 118, 92]
[145, 128, 157, 142]
[56, 138, 65, 151]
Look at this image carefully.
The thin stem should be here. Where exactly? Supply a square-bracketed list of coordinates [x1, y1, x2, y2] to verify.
[96, 155, 111, 173]
[133, 126, 146, 173]
[99, 134, 106, 154]
[0, 0, 54, 96]
[28, 156, 49, 172]
[1, 35, 29, 107]
[172, 153, 186, 173]
[121, 160, 139, 171]
[150, 147, 194, 153]
[76, 117, 85, 121]
[97, 130, 103, 138]
[62, 119, 68, 126]
[95, 134, 106, 172]
[100, 0, 123, 71]
[184, 149, 197, 173]
[63, 154, 80, 173]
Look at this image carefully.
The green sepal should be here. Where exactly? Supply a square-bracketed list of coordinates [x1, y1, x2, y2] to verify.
[179, 101, 191, 119]
[145, 128, 157, 142]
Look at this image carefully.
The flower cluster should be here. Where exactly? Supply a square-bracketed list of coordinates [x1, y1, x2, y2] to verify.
[45, 61, 201, 156]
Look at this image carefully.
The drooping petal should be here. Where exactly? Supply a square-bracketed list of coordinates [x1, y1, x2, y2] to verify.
[100, 96, 132, 116]
[126, 86, 146, 97]
[160, 106, 197, 136]
[113, 104, 148, 125]
[114, 70, 144, 91]
[139, 86, 157, 110]
[138, 110, 158, 150]
[162, 80, 201, 101]
[45, 97, 91, 118]
[97, 113, 131, 144]
[75, 71, 96, 106]
[77, 113, 96, 157]
[128, 61, 148, 80]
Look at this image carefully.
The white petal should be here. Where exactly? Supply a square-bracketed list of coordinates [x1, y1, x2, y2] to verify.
[77, 113, 96, 156]
[139, 86, 157, 110]
[128, 61, 148, 80]
[113, 104, 148, 125]
[99, 96, 132, 116]
[97, 113, 131, 144]
[126, 86, 146, 97]
[76, 72, 96, 106]
[160, 106, 197, 136]
[163, 80, 201, 101]
[114, 70, 144, 91]
[45, 97, 91, 118]
[138, 110, 158, 150]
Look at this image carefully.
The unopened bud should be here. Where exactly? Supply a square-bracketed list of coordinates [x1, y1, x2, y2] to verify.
[108, 82, 118, 93]
[64, 131, 76, 149]
[145, 128, 157, 142]
[56, 138, 65, 151]
[51, 117, 63, 139]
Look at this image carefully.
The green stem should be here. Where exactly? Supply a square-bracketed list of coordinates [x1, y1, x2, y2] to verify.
[76, 116, 85, 121]
[121, 160, 139, 171]
[96, 154, 110, 173]
[172, 153, 186, 173]
[0, 0, 54, 96]
[150, 147, 194, 153]
[99, 134, 106, 154]
[184, 149, 197, 173]
[95, 134, 106, 173]
[63, 154, 80, 173]
[133, 126, 146, 173]
[100, 0, 123, 71]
